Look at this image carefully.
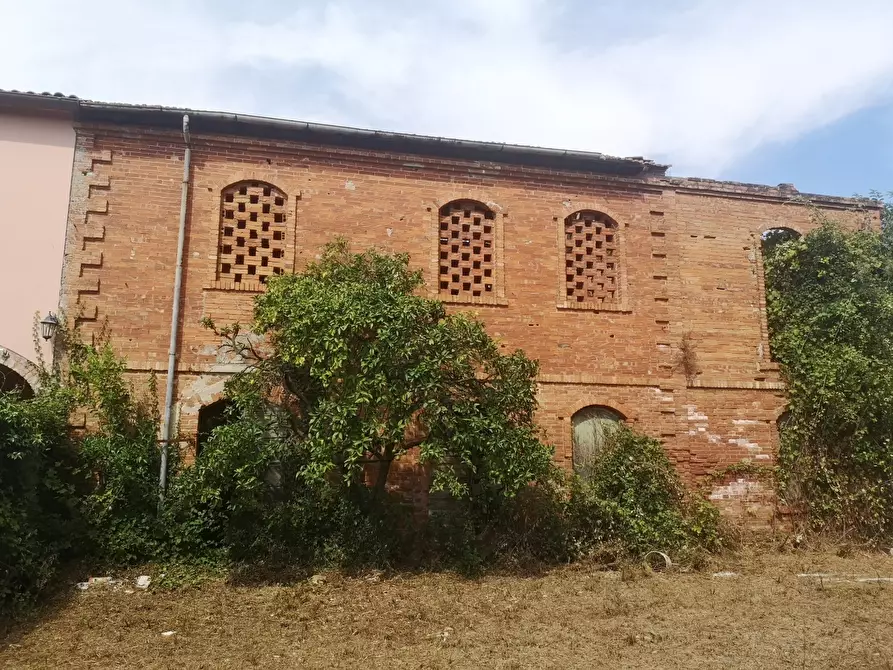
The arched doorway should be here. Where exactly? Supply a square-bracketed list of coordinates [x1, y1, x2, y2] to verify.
[760, 228, 802, 360]
[196, 399, 238, 457]
[0, 348, 39, 400]
[572, 405, 625, 480]
[761, 227, 801, 259]
[0, 364, 34, 398]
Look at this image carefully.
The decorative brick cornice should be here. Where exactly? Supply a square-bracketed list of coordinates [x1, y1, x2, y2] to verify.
[60, 132, 112, 332]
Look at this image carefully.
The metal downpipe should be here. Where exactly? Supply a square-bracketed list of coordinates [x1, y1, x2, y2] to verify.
[159, 114, 191, 501]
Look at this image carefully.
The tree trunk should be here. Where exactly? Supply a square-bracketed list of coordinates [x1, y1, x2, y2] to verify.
[373, 447, 394, 501]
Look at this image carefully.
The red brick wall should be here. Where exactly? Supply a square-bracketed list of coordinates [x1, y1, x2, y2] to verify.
[61, 124, 880, 523]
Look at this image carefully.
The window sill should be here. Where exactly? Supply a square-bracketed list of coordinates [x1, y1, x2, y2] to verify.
[439, 294, 509, 307]
[557, 301, 631, 314]
[204, 280, 268, 293]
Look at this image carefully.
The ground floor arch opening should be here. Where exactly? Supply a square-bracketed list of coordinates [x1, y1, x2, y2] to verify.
[571, 405, 625, 480]
[195, 398, 239, 457]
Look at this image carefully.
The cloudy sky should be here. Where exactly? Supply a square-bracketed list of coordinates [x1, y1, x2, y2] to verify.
[2, 0, 892, 196]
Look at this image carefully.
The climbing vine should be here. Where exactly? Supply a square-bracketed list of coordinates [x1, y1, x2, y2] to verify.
[765, 196, 893, 541]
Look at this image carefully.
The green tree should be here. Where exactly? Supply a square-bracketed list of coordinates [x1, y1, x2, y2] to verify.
[765, 206, 893, 541]
[208, 240, 554, 507]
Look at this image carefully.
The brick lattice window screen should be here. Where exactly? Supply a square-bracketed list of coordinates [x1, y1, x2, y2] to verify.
[564, 210, 619, 305]
[217, 181, 288, 285]
[438, 200, 496, 297]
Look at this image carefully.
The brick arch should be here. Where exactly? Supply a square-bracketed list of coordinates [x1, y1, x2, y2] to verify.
[432, 194, 505, 214]
[429, 195, 507, 306]
[571, 403, 626, 422]
[548, 395, 638, 464]
[567, 395, 637, 424]
[175, 374, 230, 462]
[559, 199, 625, 227]
[216, 180, 289, 288]
[771, 403, 790, 421]
[554, 201, 630, 312]
[561, 209, 621, 306]
[198, 173, 297, 291]
[0, 346, 41, 393]
[178, 375, 229, 420]
[756, 220, 807, 237]
[437, 199, 496, 299]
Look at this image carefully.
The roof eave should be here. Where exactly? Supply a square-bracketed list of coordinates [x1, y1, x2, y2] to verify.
[0, 90, 79, 117]
[76, 101, 669, 178]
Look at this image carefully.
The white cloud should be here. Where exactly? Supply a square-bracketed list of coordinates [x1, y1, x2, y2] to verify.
[2, 0, 892, 175]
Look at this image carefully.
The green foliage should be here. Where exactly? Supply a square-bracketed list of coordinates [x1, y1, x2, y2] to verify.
[195, 241, 718, 569]
[66, 335, 167, 564]
[164, 375, 405, 569]
[226, 239, 554, 507]
[0, 384, 80, 615]
[2, 242, 724, 616]
[570, 427, 721, 555]
[766, 211, 893, 541]
[1, 325, 172, 614]
[187, 240, 554, 567]
[424, 427, 721, 570]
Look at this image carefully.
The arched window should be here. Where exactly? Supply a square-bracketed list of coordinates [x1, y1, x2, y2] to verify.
[218, 181, 288, 285]
[196, 399, 238, 457]
[564, 210, 619, 305]
[761, 227, 801, 259]
[760, 228, 801, 360]
[572, 405, 624, 479]
[438, 200, 496, 298]
[776, 410, 792, 442]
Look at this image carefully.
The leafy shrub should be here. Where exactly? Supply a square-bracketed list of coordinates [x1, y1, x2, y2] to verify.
[567, 427, 721, 556]
[165, 394, 405, 570]
[0, 383, 80, 615]
[422, 427, 722, 570]
[67, 337, 166, 564]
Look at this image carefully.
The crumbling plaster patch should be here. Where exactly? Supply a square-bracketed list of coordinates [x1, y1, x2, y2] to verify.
[178, 375, 228, 421]
[685, 403, 764, 453]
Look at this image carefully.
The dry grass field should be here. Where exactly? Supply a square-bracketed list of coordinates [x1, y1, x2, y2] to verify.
[3, 549, 893, 669]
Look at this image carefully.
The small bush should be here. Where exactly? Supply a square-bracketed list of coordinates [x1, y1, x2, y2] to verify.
[0, 383, 81, 615]
[572, 427, 722, 556]
[165, 409, 405, 570]
[421, 427, 722, 570]
[68, 340, 166, 564]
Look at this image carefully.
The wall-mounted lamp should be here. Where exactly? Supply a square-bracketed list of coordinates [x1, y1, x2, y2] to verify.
[40, 312, 60, 341]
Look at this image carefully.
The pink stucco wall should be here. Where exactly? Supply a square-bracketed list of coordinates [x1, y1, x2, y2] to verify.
[0, 114, 74, 365]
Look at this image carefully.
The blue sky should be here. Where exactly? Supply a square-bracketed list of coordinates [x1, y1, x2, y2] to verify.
[2, 0, 892, 197]
[722, 104, 893, 197]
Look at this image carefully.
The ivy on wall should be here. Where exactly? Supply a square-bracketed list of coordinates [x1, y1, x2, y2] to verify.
[766, 196, 893, 541]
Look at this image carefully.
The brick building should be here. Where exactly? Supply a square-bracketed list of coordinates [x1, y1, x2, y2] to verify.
[56, 99, 880, 521]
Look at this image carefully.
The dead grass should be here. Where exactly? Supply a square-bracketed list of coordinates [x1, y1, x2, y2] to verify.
[3, 549, 893, 669]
